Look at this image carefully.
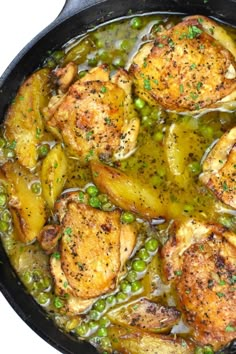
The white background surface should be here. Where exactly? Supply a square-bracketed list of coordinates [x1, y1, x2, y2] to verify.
[0, 1, 66, 353]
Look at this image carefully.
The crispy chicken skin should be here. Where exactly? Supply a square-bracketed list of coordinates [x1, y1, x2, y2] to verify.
[45, 65, 139, 162]
[130, 16, 236, 112]
[200, 126, 236, 209]
[39, 191, 137, 314]
[161, 219, 236, 350]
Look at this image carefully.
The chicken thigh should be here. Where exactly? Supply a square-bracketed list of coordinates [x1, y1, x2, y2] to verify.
[130, 16, 236, 112]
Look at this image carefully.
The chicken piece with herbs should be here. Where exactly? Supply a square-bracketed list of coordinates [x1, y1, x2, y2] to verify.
[161, 219, 236, 350]
[200, 126, 236, 209]
[38, 191, 137, 314]
[45, 64, 139, 163]
[130, 15, 236, 112]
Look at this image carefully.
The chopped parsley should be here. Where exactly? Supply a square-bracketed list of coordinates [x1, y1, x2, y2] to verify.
[52, 252, 60, 259]
[190, 63, 197, 70]
[179, 84, 184, 93]
[65, 227, 72, 235]
[225, 324, 236, 332]
[100, 86, 107, 93]
[144, 78, 152, 91]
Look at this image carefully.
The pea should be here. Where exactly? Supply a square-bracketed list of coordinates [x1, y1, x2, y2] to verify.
[31, 182, 41, 194]
[5, 148, 15, 158]
[120, 280, 131, 294]
[41, 276, 51, 290]
[46, 59, 56, 68]
[150, 175, 161, 187]
[102, 202, 114, 211]
[89, 309, 100, 320]
[130, 17, 143, 29]
[78, 70, 87, 78]
[126, 270, 137, 283]
[98, 194, 108, 204]
[0, 220, 9, 232]
[54, 296, 64, 309]
[145, 238, 159, 252]
[120, 39, 131, 51]
[131, 280, 143, 293]
[89, 196, 101, 209]
[188, 161, 201, 175]
[132, 259, 146, 272]
[153, 131, 163, 142]
[98, 49, 110, 62]
[116, 292, 128, 303]
[141, 105, 151, 117]
[99, 317, 110, 327]
[0, 193, 7, 206]
[194, 348, 204, 354]
[138, 248, 150, 261]
[183, 204, 194, 213]
[96, 327, 108, 337]
[203, 346, 214, 354]
[121, 211, 135, 224]
[88, 320, 98, 330]
[100, 337, 111, 349]
[52, 50, 64, 63]
[22, 271, 32, 285]
[86, 185, 99, 197]
[0, 138, 6, 148]
[75, 323, 89, 337]
[94, 299, 106, 312]
[37, 292, 50, 305]
[142, 116, 153, 127]
[38, 144, 50, 158]
[218, 215, 233, 228]
[134, 97, 146, 110]
[88, 56, 98, 67]
[200, 125, 213, 140]
[106, 295, 116, 305]
[113, 57, 125, 68]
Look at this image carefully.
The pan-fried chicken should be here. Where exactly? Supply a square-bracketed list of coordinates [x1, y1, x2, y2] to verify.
[200, 126, 236, 209]
[38, 191, 137, 314]
[130, 16, 236, 112]
[45, 65, 139, 162]
[161, 219, 236, 350]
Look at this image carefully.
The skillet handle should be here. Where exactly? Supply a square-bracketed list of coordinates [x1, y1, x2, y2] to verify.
[57, 0, 103, 22]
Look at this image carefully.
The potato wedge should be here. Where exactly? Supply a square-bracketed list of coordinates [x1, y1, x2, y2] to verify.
[107, 298, 180, 333]
[90, 161, 167, 220]
[1, 162, 47, 243]
[41, 144, 68, 209]
[4, 68, 51, 169]
[107, 325, 194, 354]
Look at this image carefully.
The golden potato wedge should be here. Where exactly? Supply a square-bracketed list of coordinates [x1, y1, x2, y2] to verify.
[4, 68, 51, 169]
[90, 160, 166, 220]
[107, 325, 194, 354]
[107, 298, 180, 333]
[41, 144, 68, 209]
[1, 162, 47, 243]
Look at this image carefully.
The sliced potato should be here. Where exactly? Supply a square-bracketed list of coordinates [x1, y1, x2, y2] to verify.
[90, 160, 167, 220]
[41, 144, 68, 209]
[1, 162, 47, 243]
[4, 68, 51, 169]
[107, 298, 180, 333]
[107, 325, 194, 354]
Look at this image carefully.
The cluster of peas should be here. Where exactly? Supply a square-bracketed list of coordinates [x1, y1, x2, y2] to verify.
[0, 184, 11, 234]
[71, 232, 159, 351]
[22, 269, 52, 306]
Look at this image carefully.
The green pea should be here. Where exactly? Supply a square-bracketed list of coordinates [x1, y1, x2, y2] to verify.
[96, 327, 108, 337]
[106, 295, 116, 305]
[131, 280, 143, 293]
[88, 56, 98, 67]
[98, 49, 110, 62]
[130, 17, 143, 29]
[142, 116, 153, 127]
[121, 211, 135, 224]
[46, 59, 56, 69]
[89, 309, 100, 320]
[150, 175, 161, 187]
[5, 148, 15, 158]
[102, 202, 114, 212]
[99, 316, 110, 327]
[203, 346, 214, 354]
[184, 204, 194, 213]
[100, 336, 111, 349]
[0, 138, 6, 148]
[98, 194, 108, 204]
[145, 238, 159, 252]
[0, 193, 7, 206]
[52, 50, 64, 63]
[126, 270, 137, 283]
[38, 144, 50, 158]
[153, 131, 163, 142]
[89, 196, 101, 209]
[132, 259, 147, 272]
[22, 271, 32, 285]
[75, 323, 89, 337]
[218, 215, 233, 228]
[86, 185, 99, 197]
[200, 125, 213, 140]
[37, 292, 50, 305]
[41, 276, 51, 290]
[120, 280, 131, 294]
[113, 57, 125, 68]
[0, 220, 9, 232]
[194, 347, 204, 354]
[141, 105, 151, 117]
[88, 320, 98, 330]
[138, 248, 150, 261]
[78, 70, 87, 79]
[54, 296, 64, 309]
[188, 161, 201, 175]
[116, 292, 128, 303]
[134, 97, 146, 110]
[120, 39, 131, 51]
[31, 182, 41, 194]
[94, 299, 106, 312]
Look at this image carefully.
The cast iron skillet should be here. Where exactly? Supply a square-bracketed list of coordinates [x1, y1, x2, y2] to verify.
[0, 1, 236, 353]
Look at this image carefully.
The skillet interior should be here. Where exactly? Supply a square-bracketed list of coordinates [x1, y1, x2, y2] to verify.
[0, 0, 236, 353]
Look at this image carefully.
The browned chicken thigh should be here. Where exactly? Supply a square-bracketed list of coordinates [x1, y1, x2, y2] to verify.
[130, 16, 236, 112]
[161, 219, 236, 350]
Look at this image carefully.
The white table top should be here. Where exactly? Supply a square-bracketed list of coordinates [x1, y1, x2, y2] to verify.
[0, 1, 66, 353]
